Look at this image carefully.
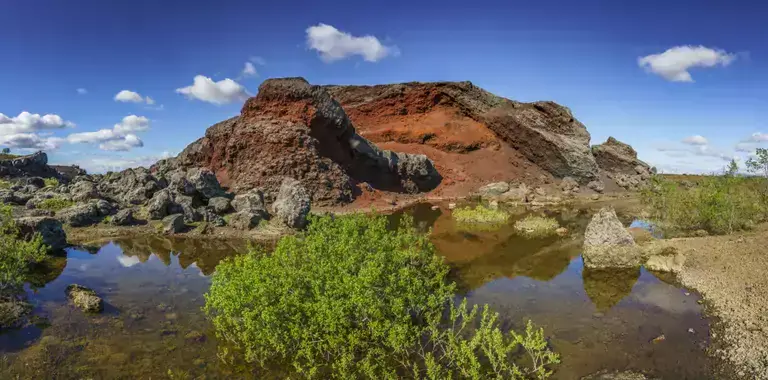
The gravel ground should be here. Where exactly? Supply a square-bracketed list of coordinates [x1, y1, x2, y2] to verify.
[663, 227, 768, 379]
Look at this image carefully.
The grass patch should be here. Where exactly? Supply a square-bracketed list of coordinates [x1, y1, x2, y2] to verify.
[204, 213, 559, 378]
[642, 174, 768, 236]
[452, 204, 510, 224]
[0, 153, 20, 161]
[42, 178, 59, 188]
[514, 215, 560, 238]
[37, 198, 75, 212]
[0, 180, 11, 190]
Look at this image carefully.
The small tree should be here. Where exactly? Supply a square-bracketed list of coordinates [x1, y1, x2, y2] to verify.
[1, 148, 9, 155]
[725, 159, 739, 177]
[746, 148, 768, 177]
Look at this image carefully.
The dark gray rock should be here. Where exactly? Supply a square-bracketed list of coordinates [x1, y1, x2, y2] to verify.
[162, 214, 186, 234]
[15, 216, 67, 251]
[186, 167, 224, 199]
[0, 300, 32, 330]
[56, 203, 99, 227]
[0, 190, 24, 205]
[90, 199, 116, 217]
[272, 178, 311, 229]
[198, 207, 226, 227]
[208, 197, 232, 214]
[228, 211, 262, 230]
[147, 190, 172, 220]
[66, 284, 103, 313]
[25, 177, 45, 188]
[70, 181, 100, 202]
[231, 189, 266, 213]
[110, 209, 135, 226]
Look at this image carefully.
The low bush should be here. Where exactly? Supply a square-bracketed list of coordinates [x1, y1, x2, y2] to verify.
[205, 213, 559, 379]
[37, 198, 75, 212]
[452, 205, 510, 225]
[43, 178, 59, 188]
[0, 180, 11, 189]
[642, 173, 768, 236]
[0, 205, 47, 295]
[514, 215, 560, 238]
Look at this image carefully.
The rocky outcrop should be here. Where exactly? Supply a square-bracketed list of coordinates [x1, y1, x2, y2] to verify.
[162, 214, 186, 234]
[272, 178, 311, 229]
[172, 78, 441, 206]
[66, 284, 103, 313]
[326, 81, 600, 184]
[15, 217, 67, 251]
[228, 211, 262, 230]
[0, 152, 59, 179]
[592, 137, 653, 190]
[110, 209, 135, 226]
[56, 203, 99, 227]
[583, 207, 642, 268]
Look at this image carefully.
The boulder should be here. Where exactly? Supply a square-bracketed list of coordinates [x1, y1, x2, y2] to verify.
[272, 178, 311, 229]
[110, 209, 135, 226]
[168, 170, 197, 196]
[0, 190, 25, 205]
[231, 189, 266, 213]
[162, 214, 186, 234]
[228, 211, 262, 230]
[583, 207, 642, 269]
[208, 197, 232, 214]
[15, 216, 67, 251]
[69, 181, 100, 202]
[645, 246, 686, 273]
[66, 284, 103, 313]
[560, 177, 579, 192]
[587, 180, 605, 193]
[592, 137, 652, 190]
[96, 167, 161, 205]
[0, 151, 59, 178]
[0, 300, 32, 330]
[499, 184, 530, 202]
[198, 207, 227, 227]
[90, 199, 116, 217]
[477, 182, 510, 198]
[186, 167, 225, 199]
[56, 203, 99, 227]
[25, 177, 45, 188]
[147, 190, 172, 220]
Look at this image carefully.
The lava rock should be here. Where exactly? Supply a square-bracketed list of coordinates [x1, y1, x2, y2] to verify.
[15, 216, 67, 251]
[110, 209, 135, 226]
[582, 207, 641, 269]
[228, 210, 262, 230]
[162, 214, 186, 234]
[66, 284, 103, 313]
[272, 178, 311, 229]
[208, 196, 232, 214]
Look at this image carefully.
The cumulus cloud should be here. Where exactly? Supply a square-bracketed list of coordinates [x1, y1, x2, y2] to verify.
[114, 90, 155, 104]
[175, 75, 249, 105]
[638, 45, 736, 82]
[249, 56, 266, 66]
[682, 135, 708, 146]
[746, 132, 768, 142]
[62, 151, 173, 173]
[67, 115, 149, 152]
[0, 134, 64, 150]
[242, 62, 258, 77]
[306, 23, 398, 63]
[77, 88, 88, 95]
[0, 111, 75, 135]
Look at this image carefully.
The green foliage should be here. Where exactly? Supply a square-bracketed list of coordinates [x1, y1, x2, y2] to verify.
[746, 148, 768, 177]
[205, 213, 558, 379]
[1, 148, 10, 155]
[0, 205, 48, 295]
[0, 180, 11, 190]
[642, 173, 768, 236]
[452, 205, 510, 225]
[37, 197, 75, 212]
[43, 178, 59, 188]
[513, 215, 560, 238]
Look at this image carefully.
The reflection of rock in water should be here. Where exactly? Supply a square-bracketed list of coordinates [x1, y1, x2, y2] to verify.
[113, 236, 248, 276]
[27, 256, 67, 288]
[582, 267, 640, 312]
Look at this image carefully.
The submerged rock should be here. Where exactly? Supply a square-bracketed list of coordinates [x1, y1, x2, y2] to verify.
[645, 246, 686, 273]
[66, 284, 103, 313]
[0, 299, 33, 330]
[583, 207, 641, 268]
[15, 216, 67, 251]
[272, 178, 311, 229]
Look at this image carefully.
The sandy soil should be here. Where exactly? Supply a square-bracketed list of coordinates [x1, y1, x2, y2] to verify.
[661, 226, 768, 379]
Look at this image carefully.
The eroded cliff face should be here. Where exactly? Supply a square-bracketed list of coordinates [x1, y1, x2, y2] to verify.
[174, 78, 441, 206]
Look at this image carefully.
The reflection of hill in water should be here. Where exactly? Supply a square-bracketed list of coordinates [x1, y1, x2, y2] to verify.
[113, 236, 249, 275]
[582, 267, 640, 311]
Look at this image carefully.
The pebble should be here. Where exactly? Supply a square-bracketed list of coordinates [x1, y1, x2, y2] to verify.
[448, 203, 456, 210]
[684, 292, 690, 296]
[652, 334, 666, 344]
[688, 328, 695, 334]
[431, 205, 439, 211]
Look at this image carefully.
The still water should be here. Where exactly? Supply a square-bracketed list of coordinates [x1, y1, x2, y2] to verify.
[0, 203, 715, 379]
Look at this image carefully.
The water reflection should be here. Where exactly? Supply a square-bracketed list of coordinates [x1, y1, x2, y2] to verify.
[582, 268, 641, 312]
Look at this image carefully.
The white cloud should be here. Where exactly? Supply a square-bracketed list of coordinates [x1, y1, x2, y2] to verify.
[638, 45, 736, 82]
[67, 115, 149, 152]
[0, 134, 64, 150]
[77, 88, 88, 95]
[746, 132, 768, 142]
[249, 56, 266, 66]
[114, 90, 155, 104]
[175, 75, 249, 105]
[61, 151, 173, 173]
[682, 135, 708, 146]
[241, 62, 258, 77]
[0, 111, 75, 135]
[306, 23, 398, 63]
[117, 255, 141, 267]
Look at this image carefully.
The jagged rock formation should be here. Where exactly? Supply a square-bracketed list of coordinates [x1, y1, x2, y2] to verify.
[0, 152, 59, 178]
[173, 78, 441, 206]
[592, 137, 653, 190]
[325, 81, 600, 185]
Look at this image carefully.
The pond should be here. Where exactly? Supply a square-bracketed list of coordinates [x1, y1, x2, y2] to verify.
[0, 202, 715, 379]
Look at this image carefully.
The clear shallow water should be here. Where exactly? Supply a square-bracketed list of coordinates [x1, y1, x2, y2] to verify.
[0, 203, 715, 379]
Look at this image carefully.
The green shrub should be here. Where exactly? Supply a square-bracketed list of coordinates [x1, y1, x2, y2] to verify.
[42, 178, 59, 188]
[0, 180, 11, 190]
[452, 205, 510, 224]
[642, 174, 768, 235]
[514, 215, 560, 238]
[205, 213, 558, 379]
[37, 198, 75, 212]
[0, 205, 47, 295]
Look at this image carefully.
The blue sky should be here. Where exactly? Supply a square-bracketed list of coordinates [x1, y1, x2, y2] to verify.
[1, 0, 766, 173]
